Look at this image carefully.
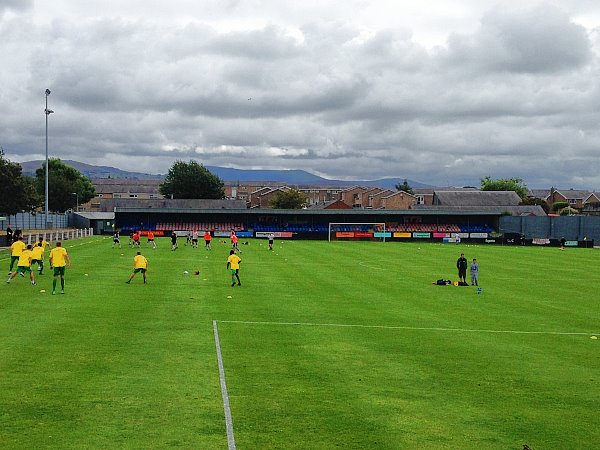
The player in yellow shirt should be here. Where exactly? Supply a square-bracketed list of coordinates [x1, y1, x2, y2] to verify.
[49, 242, 70, 295]
[31, 243, 46, 275]
[126, 251, 148, 284]
[8, 236, 26, 274]
[37, 236, 51, 251]
[6, 244, 35, 285]
[226, 249, 241, 287]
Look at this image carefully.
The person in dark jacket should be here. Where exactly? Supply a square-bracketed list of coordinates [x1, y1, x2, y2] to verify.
[456, 253, 468, 285]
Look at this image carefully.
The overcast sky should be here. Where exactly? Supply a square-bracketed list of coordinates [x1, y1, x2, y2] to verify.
[2, 1, 600, 188]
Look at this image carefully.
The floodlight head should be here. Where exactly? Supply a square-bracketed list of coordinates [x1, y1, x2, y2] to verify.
[45, 109, 54, 115]
[45, 89, 51, 96]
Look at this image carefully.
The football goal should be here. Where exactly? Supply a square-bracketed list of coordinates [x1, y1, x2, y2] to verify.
[328, 223, 387, 242]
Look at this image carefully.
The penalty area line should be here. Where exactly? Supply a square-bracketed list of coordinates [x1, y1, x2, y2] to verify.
[213, 320, 236, 450]
[216, 320, 597, 337]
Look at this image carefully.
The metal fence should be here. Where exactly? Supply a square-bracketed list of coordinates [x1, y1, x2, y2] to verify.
[0, 212, 69, 230]
[500, 215, 600, 241]
[19, 228, 94, 245]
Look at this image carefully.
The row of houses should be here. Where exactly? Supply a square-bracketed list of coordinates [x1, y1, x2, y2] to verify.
[80, 179, 600, 215]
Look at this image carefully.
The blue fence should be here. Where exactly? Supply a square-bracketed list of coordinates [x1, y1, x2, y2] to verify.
[500, 215, 600, 242]
[0, 212, 69, 230]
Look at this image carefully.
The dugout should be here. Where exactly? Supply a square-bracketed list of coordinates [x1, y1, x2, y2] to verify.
[114, 207, 500, 242]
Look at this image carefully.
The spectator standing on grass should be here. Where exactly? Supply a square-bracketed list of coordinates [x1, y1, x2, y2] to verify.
[227, 249, 241, 287]
[8, 235, 26, 274]
[126, 251, 148, 284]
[470, 258, 479, 286]
[6, 227, 13, 244]
[49, 241, 70, 295]
[457, 252, 468, 285]
[6, 244, 35, 285]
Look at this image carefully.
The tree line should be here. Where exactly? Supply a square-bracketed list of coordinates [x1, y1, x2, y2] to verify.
[0, 150, 95, 215]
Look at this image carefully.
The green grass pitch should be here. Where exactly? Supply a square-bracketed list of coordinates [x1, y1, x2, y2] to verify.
[0, 237, 598, 449]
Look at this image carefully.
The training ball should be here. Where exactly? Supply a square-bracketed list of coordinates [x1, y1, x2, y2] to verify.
[592, 336, 598, 340]
[226, 295, 232, 299]
[453, 281, 459, 286]
[183, 270, 189, 274]
[84, 273, 89, 276]
[39, 289, 46, 293]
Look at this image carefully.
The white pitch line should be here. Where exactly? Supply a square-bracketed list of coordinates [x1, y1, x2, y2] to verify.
[213, 320, 236, 450]
[358, 261, 385, 270]
[217, 320, 597, 336]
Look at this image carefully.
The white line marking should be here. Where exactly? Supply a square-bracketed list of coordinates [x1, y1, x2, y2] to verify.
[217, 320, 597, 336]
[213, 320, 236, 450]
[358, 261, 385, 270]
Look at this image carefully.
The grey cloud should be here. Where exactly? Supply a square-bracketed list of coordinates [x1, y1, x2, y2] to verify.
[204, 25, 302, 59]
[444, 4, 592, 73]
[0, 0, 32, 13]
[3, 3, 600, 190]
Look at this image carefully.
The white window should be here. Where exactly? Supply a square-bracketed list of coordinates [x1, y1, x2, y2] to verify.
[416, 195, 425, 205]
[129, 194, 138, 198]
[96, 193, 104, 198]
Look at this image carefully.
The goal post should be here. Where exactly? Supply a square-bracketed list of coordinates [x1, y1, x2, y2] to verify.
[328, 222, 387, 242]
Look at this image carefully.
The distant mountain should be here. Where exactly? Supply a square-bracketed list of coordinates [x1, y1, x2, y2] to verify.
[20, 160, 164, 180]
[19, 160, 431, 190]
[204, 166, 431, 189]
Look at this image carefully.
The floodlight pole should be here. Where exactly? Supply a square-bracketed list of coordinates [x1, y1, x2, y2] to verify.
[44, 89, 54, 228]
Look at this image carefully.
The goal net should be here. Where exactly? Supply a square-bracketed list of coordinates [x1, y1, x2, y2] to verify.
[328, 223, 387, 242]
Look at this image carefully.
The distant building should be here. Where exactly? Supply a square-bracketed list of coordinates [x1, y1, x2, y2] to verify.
[431, 190, 522, 207]
[339, 186, 368, 208]
[530, 188, 600, 211]
[380, 191, 417, 209]
[82, 179, 165, 211]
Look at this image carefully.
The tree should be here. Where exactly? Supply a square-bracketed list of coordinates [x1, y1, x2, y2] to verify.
[519, 196, 550, 214]
[395, 179, 414, 195]
[0, 150, 41, 215]
[552, 201, 569, 213]
[270, 188, 308, 209]
[559, 206, 579, 216]
[35, 158, 96, 212]
[159, 160, 225, 199]
[480, 176, 529, 200]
